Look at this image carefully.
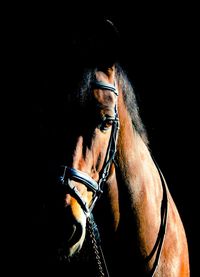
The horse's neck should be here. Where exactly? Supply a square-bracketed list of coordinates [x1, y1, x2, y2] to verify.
[116, 97, 164, 255]
[118, 98, 162, 200]
[118, 128, 162, 206]
[104, 94, 190, 277]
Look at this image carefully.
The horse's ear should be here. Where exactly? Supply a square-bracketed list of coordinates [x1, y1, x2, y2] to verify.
[97, 19, 121, 67]
[100, 18, 120, 46]
[71, 17, 121, 68]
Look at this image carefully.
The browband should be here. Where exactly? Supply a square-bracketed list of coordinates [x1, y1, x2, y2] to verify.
[92, 81, 118, 96]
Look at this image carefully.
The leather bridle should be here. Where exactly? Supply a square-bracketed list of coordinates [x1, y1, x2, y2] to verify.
[58, 80, 119, 216]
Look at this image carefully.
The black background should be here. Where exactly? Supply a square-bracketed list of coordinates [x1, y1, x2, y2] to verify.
[4, 3, 198, 276]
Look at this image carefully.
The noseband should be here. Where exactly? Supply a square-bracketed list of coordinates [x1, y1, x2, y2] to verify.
[58, 80, 119, 216]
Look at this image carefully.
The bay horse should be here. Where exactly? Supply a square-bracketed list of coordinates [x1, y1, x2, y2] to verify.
[38, 20, 190, 276]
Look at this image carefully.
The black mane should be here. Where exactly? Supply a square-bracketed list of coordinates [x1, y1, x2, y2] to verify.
[115, 64, 148, 145]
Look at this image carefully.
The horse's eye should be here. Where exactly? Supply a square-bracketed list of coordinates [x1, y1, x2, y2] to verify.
[100, 117, 114, 132]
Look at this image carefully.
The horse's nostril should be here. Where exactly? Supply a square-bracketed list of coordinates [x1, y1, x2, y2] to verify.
[67, 221, 83, 248]
[67, 224, 76, 241]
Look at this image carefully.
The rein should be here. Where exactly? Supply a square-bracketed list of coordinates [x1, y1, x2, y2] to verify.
[145, 161, 168, 277]
[58, 80, 168, 276]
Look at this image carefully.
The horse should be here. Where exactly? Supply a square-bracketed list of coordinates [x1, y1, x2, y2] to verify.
[32, 19, 190, 276]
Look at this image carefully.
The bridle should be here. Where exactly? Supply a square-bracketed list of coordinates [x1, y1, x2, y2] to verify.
[57, 80, 168, 277]
[58, 80, 119, 277]
[58, 80, 119, 216]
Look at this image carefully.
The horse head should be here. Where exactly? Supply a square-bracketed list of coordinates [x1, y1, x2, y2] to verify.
[47, 20, 121, 261]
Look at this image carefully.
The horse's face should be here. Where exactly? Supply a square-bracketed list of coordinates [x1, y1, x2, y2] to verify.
[58, 68, 118, 258]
